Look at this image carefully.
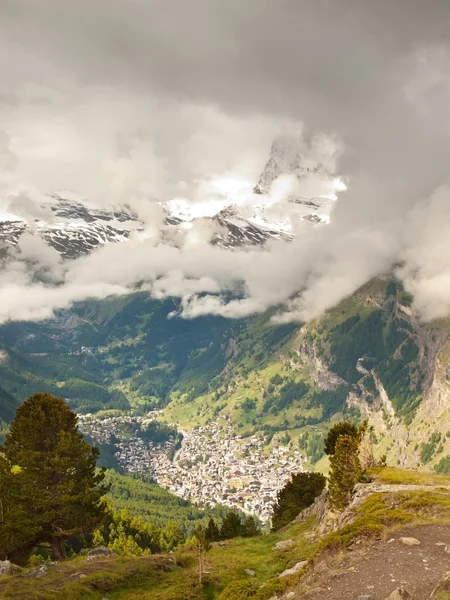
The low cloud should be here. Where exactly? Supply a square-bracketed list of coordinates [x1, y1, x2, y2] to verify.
[0, 2, 450, 325]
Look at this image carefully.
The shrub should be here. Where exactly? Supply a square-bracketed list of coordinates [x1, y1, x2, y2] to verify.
[219, 580, 258, 599]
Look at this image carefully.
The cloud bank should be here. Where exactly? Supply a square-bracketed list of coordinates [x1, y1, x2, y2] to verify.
[1, 0, 450, 324]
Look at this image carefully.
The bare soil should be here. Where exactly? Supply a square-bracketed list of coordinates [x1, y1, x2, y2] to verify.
[299, 525, 450, 600]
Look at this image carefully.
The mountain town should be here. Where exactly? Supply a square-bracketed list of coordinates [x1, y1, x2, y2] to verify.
[78, 413, 305, 521]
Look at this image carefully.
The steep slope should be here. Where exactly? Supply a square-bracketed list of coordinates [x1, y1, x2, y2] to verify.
[1, 277, 450, 472]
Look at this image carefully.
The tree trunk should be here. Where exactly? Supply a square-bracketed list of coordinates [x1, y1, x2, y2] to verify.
[198, 548, 202, 583]
[51, 536, 65, 561]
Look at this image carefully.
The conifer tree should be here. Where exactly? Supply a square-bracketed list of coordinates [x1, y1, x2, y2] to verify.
[205, 517, 220, 542]
[328, 434, 362, 511]
[1, 393, 107, 561]
[242, 515, 260, 538]
[271, 471, 326, 531]
[324, 421, 359, 456]
[220, 511, 242, 539]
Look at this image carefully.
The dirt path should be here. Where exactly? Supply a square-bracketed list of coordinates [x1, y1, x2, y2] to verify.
[302, 525, 450, 600]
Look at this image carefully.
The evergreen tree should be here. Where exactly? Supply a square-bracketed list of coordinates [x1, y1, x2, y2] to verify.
[1, 393, 107, 561]
[324, 421, 359, 456]
[271, 472, 326, 531]
[205, 517, 220, 542]
[0, 455, 42, 561]
[242, 515, 260, 538]
[328, 434, 362, 511]
[220, 511, 242, 539]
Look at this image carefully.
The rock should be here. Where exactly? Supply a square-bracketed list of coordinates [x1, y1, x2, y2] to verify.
[0, 560, 22, 576]
[66, 572, 87, 581]
[244, 568, 255, 576]
[87, 545, 114, 557]
[24, 562, 56, 578]
[275, 539, 295, 551]
[384, 588, 413, 600]
[278, 561, 307, 578]
[436, 542, 446, 546]
[399, 537, 421, 547]
[444, 546, 450, 554]
[285, 593, 295, 599]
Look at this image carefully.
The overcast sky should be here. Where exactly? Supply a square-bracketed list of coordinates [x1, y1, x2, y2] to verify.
[1, 0, 450, 323]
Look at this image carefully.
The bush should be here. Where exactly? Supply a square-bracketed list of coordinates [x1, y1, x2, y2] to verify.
[219, 580, 258, 599]
[434, 455, 450, 475]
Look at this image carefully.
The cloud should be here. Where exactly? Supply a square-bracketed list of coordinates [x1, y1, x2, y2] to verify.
[0, 1, 450, 324]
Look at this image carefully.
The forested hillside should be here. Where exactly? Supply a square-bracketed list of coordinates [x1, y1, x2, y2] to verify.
[0, 277, 449, 469]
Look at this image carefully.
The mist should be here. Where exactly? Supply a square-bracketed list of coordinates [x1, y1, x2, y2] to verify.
[1, 0, 450, 324]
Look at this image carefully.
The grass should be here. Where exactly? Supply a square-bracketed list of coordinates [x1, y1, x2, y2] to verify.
[0, 519, 317, 600]
[315, 487, 450, 556]
[369, 466, 450, 486]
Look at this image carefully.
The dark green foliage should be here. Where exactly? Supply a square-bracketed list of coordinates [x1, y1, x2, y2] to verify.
[328, 434, 362, 511]
[0, 393, 107, 562]
[205, 517, 220, 541]
[322, 301, 422, 421]
[270, 373, 283, 386]
[271, 472, 326, 531]
[220, 511, 243, 539]
[0, 383, 19, 422]
[421, 432, 442, 464]
[309, 385, 350, 419]
[324, 421, 359, 456]
[300, 431, 325, 464]
[104, 470, 227, 536]
[434, 455, 450, 475]
[242, 515, 260, 537]
[264, 379, 309, 413]
[240, 397, 256, 411]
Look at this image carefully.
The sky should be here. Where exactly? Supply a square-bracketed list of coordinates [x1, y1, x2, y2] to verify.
[1, 0, 450, 323]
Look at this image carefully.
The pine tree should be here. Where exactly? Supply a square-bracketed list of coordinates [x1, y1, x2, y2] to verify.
[324, 421, 359, 456]
[242, 515, 260, 538]
[1, 393, 108, 561]
[328, 434, 362, 511]
[220, 511, 242, 539]
[205, 517, 220, 542]
[271, 472, 326, 531]
[0, 455, 42, 561]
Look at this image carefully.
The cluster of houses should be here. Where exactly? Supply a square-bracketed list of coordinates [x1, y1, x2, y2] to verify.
[152, 422, 306, 522]
[78, 414, 305, 522]
[78, 411, 175, 473]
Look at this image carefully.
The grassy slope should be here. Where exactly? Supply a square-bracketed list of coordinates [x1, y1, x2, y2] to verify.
[0, 518, 316, 600]
[4, 468, 450, 599]
[2, 279, 450, 471]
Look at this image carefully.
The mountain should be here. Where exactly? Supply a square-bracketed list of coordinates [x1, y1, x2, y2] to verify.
[0, 136, 333, 257]
[0, 194, 138, 259]
[0, 276, 449, 473]
[254, 136, 337, 223]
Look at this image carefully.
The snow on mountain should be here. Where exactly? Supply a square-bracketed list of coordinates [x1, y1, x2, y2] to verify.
[0, 136, 342, 258]
[0, 195, 140, 259]
[254, 135, 342, 224]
